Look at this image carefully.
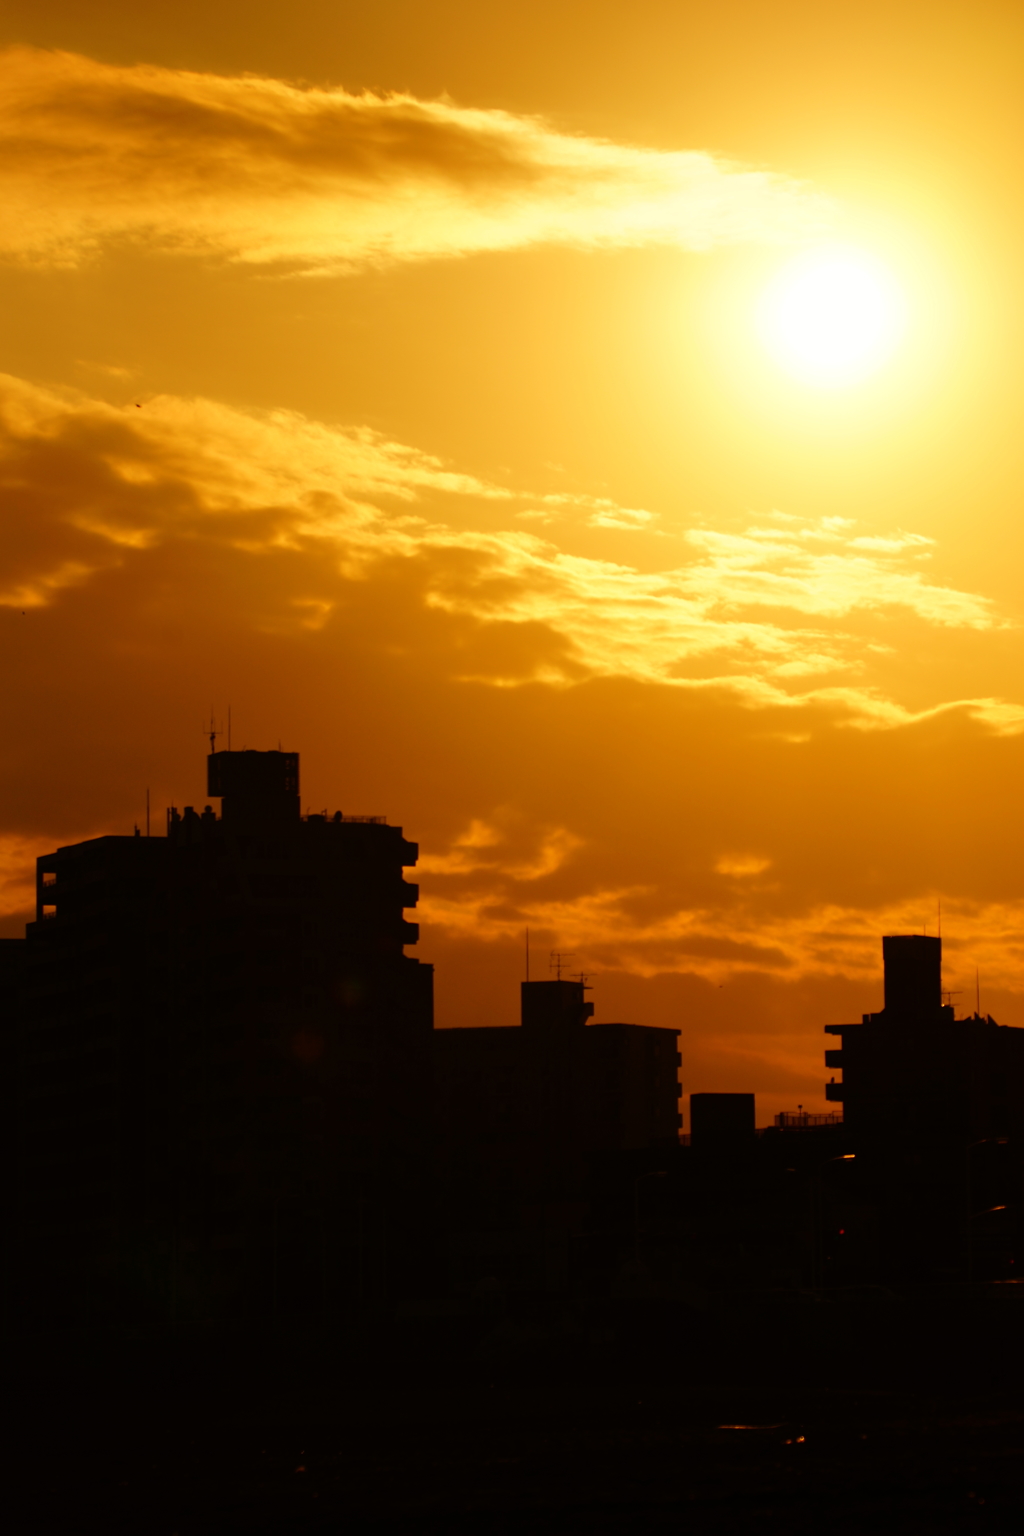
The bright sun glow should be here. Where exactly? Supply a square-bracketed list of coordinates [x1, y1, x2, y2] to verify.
[756, 246, 907, 386]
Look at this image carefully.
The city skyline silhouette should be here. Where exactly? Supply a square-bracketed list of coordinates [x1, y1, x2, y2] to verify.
[7, 742, 1024, 1341]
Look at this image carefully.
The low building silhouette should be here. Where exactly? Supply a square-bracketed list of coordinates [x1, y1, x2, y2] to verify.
[676, 1094, 791, 1288]
[432, 978, 682, 1293]
[689, 1093, 755, 1149]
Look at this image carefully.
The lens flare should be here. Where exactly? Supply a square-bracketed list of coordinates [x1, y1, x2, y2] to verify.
[756, 246, 907, 386]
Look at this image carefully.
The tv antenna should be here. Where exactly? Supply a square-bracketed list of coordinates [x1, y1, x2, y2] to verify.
[550, 950, 574, 980]
[205, 707, 223, 755]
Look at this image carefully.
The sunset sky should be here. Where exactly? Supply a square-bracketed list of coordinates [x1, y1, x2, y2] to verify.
[2, 2, 1023, 1121]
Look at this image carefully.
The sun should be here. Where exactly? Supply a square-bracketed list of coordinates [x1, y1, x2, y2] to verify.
[756, 246, 907, 386]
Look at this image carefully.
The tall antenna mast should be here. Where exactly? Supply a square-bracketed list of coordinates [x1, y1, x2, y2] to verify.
[146, 788, 150, 838]
[228, 705, 232, 752]
[525, 927, 529, 982]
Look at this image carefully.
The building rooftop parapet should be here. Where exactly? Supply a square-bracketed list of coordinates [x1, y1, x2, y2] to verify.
[855, 1006, 995, 1028]
[165, 805, 391, 832]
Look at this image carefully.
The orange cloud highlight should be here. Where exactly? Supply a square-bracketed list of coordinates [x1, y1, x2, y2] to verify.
[0, 372, 1015, 734]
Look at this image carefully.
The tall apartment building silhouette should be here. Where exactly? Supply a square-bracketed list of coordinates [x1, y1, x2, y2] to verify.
[14, 749, 432, 1327]
[824, 935, 1024, 1143]
[822, 935, 1024, 1281]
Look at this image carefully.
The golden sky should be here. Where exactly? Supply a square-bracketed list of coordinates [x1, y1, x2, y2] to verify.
[2, 2, 1024, 1120]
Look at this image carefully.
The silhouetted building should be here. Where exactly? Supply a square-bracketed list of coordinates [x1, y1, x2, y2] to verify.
[432, 979, 681, 1291]
[0, 937, 26, 1313]
[822, 934, 1024, 1282]
[13, 749, 431, 1328]
[436, 978, 681, 1182]
[690, 1093, 755, 1148]
[824, 934, 1024, 1144]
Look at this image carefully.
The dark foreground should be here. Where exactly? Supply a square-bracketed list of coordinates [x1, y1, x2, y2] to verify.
[10, 1286, 1024, 1534]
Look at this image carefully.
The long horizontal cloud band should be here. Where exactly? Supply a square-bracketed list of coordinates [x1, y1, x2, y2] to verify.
[421, 881, 1024, 993]
[0, 47, 831, 271]
[0, 372, 1017, 733]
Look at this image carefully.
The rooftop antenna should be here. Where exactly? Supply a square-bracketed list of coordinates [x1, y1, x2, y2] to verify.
[937, 897, 941, 939]
[976, 967, 981, 1018]
[146, 788, 150, 838]
[206, 707, 222, 755]
[228, 706, 232, 752]
[550, 950, 573, 980]
[525, 927, 530, 982]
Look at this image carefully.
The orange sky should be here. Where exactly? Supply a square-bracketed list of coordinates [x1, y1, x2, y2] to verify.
[2, 2, 1024, 1121]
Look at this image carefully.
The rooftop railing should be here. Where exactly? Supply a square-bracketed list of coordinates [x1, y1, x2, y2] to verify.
[304, 812, 388, 825]
[773, 1110, 844, 1129]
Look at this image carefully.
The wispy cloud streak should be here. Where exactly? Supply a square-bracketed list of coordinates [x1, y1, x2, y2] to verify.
[0, 47, 830, 272]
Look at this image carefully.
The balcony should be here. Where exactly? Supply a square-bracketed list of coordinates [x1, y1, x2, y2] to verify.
[824, 1049, 843, 1070]
[825, 1080, 844, 1102]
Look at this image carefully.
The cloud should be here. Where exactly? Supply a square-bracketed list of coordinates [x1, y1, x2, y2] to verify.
[419, 817, 583, 881]
[680, 525, 989, 627]
[0, 47, 831, 273]
[716, 854, 772, 878]
[417, 818, 504, 875]
[0, 371, 1016, 733]
[420, 868, 1024, 999]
